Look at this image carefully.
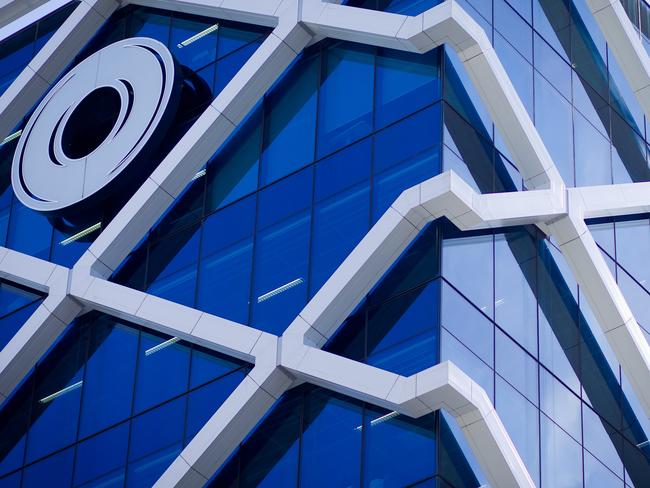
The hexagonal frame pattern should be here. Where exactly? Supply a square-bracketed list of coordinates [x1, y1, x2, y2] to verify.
[0, 1, 649, 487]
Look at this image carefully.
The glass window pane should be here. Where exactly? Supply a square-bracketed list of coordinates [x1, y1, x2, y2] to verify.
[300, 389, 362, 488]
[317, 45, 374, 158]
[261, 56, 318, 185]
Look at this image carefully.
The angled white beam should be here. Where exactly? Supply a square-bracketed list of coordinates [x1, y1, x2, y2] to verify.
[0, 0, 119, 140]
[280, 339, 534, 488]
[586, 0, 650, 118]
[125, 0, 282, 27]
[69, 274, 268, 363]
[155, 333, 293, 487]
[302, 0, 564, 191]
[0, 0, 74, 43]
[571, 180, 650, 219]
[74, 12, 312, 279]
[286, 170, 564, 347]
[0, 251, 81, 405]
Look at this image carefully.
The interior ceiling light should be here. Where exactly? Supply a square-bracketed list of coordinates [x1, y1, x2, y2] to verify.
[0, 130, 22, 146]
[145, 336, 181, 356]
[177, 24, 219, 48]
[257, 278, 304, 303]
[60, 222, 101, 246]
[39, 380, 83, 404]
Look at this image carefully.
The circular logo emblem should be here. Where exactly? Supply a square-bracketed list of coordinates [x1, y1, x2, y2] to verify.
[12, 37, 181, 216]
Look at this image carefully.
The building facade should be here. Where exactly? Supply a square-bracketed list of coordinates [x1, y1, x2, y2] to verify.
[0, 0, 650, 486]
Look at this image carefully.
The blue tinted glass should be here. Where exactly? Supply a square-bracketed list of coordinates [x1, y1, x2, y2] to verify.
[217, 24, 266, 59]
[237, 394, 301, 487]
[214, 40, 262, 95]
[252, 170, 312, 334]
[206, 109, 261, 212]
[366, 280, 439, 376]
[311, 140, 371, 292]
[26, 337, 84, 462]
[22, 448, 74, 488]
[300, 389, 362, 487]
[363, 407, 436, 487]
[318, 45, 374, 157]
[133, 332, 190, 413]
[126, 444, 181, 488]
[261, 56, 318, 185]
[129, 397, 185, 463]
[0, 27, 35, 78]
[185, 370, 247, 437]
[73, 423, 128, 487]
[127, 8, 170, 42]
[198, 201, 254, 323]
[375, 49, 440, 128]
[6, 202, 52, 259]
[190, 347, 245, 388]
[79, 320, 138, 438]
[0, 283, 39, 318]
[171, 16, 218, 71]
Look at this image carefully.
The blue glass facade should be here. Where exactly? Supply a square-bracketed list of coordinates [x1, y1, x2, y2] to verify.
[1, 0, 650, 487]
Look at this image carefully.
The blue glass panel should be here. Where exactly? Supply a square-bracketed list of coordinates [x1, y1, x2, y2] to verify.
[217, 23, 267, 59]
[0, 283, 39, 318]
[73, 424, 128, 487]
[133, 332, 190, 413]
[127, 8, 171, 42]
[206, 108, 261, 212]
[494, 231, 538, 355]
[171, 15, 218, 71]
[129, 397, 185, 463]
[126, 444, 181, 488]
[0, 27, 35, 79]
[375, 49, 440, 129]
[540, 415, 583, 488]
[300, 389, 362, 487]
[237, 394, 301, 487]
[261, 56, 318, 185]
[363, 407, 436, 487]
[79, 319, 138, 438]
[6, 201, 52, 260]
[311, 140, 371, 292]
[26, 335, 84, 463]
[366, 281, 439, 376]
[198, 198, 255, 323]
[185, 370, 247, 438]
[496, 377, 540, 486]
[146, 226, 200, 307]
[22, 448, 74, 488]
[252, 170, 312, 334]
[190, 343, 245, 388]
[318, 45, 374, 158]
[442, 232, 493, 319]
[214, 40, 262, 96]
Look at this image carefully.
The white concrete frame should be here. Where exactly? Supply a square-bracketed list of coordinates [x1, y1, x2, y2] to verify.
[0, 0, 649, 486]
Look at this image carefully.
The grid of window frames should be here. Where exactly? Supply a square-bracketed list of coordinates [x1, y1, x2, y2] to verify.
[1, 0, 650, 487]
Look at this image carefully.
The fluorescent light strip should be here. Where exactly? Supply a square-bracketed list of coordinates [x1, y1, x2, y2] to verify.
[638, 440, 650, 448]
[60, 222, 101, 246]
[354, 411, 400, 431]
[39, 380, 83, 404]
[145, 336, 181, 356]
[192, 168, 206, 180]
[0, 130, 21, 146]
[257, 278, 304, 303]
[177, 24, 219, 48]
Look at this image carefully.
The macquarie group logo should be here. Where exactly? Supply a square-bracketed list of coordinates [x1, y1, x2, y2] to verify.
[11, 38, 182, 221]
